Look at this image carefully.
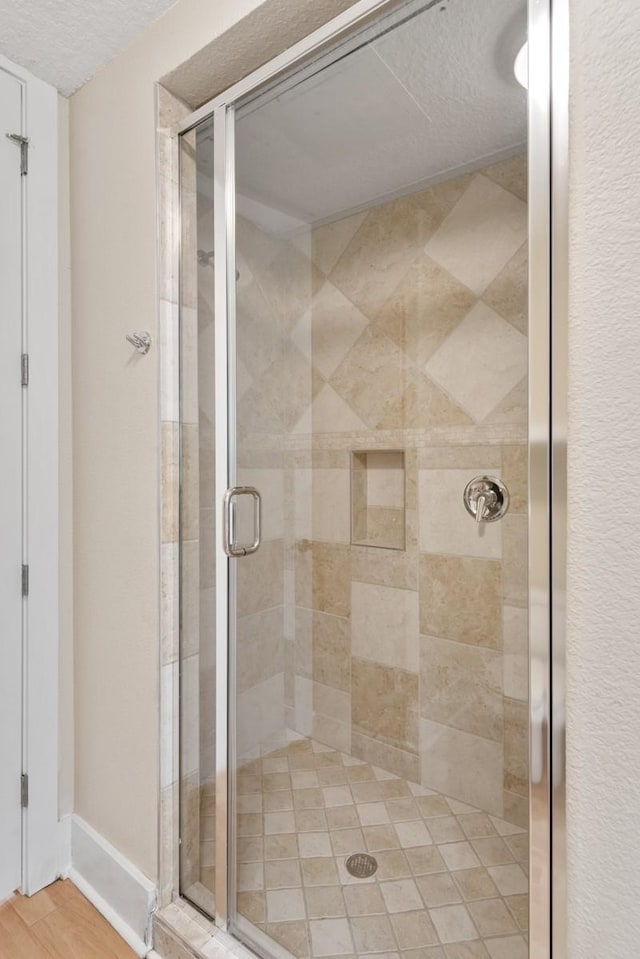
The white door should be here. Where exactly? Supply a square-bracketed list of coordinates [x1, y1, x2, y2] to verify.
[0, 67, 24, 901]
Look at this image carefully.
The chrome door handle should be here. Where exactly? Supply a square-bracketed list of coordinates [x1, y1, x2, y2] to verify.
[222, 486, 262, 557]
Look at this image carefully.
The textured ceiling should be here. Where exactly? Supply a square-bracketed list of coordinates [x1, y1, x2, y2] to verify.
[234, 0, 527, 226]
[0, 0, 177, 95]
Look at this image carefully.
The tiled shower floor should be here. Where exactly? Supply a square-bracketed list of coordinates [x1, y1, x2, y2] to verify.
[197, 733, 528, 959]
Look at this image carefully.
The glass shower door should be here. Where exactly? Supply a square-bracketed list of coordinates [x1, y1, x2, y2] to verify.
[226, 2, 530, 956]
[178, 115, 218, 918]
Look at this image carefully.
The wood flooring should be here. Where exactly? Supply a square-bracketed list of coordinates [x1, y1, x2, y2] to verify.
[0, 879, 139, 959]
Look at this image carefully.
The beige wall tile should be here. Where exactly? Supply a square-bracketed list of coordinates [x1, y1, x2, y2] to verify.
[418, 468, 502, 559]
[329, 325, 411, 431]
[483, 153, 527, 202]
[294, 383, 368, 434]
[352, 581, 419, 671]
[294, 468, 351, 543]
[352, 657, 419, 754]
[258, 340, 321, 432]
[502, 791, 528, 830]
[400, 368, 474, 432]
[419, 555, 502, 649]
[376, 253, 476, 367]
[313, 681, 350, 724]
[504, 698, 528, 798]
[295, 540, 351, 617]
[503, 514, 528, 607]
[236, 607, 285, 692]
[424, 303, 527, 424]
[294, 676, 313, 738]
[312, 713, 351, 754]
[180, 655, 200, 778]
[180, 539, 200, 660]
[330, 325, 470, 432]
[424, 175, 527, 296]
[503, 606, 528, 701]
[237, 538, 284, 618]
[291, 280, 369, 379]
[420, 719, 503, 816]
[329, 182, 465, 319]
[180, 305, 199, 425]
[358, 506, 405, 550]
[352, 542, 417, 591]
[501, 446, 527, 513]
[237, 673, 286, 759]
[162, 422, 179, 544]
[307, 211, 367, 275]
[420, 636, 503, 742]
[180, 423, 200, 541]
[255, 240, 323, 338]
[311, 609, 351, 692]
[365, 451, 405, 508]
[482, 376, 527, 429]
[179, 769, 201, 891]
[351, 731, 420, 783]
[161, 542, 179, 666]
[198, 507, 215, 590]
[294, 607, 313, 679]
[417, 446, 502, 470]
[236, 279, 281, 381]
[482, 243, 528, 335]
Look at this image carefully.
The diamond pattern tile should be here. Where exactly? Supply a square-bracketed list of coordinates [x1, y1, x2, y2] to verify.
[424, 302, 527, 424]
[424, 175, 527, 296]
[291, 281, 369, 380]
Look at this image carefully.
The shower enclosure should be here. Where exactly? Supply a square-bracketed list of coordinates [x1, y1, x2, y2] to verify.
[173, 0, 558, 956]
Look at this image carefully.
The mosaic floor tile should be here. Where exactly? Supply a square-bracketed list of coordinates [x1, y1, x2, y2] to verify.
[196, 734, 528, 959]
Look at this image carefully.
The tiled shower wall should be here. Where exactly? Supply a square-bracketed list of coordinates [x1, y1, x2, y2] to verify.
[234, 156, 529, 827]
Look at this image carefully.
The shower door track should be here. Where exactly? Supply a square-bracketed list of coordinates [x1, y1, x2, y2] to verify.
[175, 0, 568, 955]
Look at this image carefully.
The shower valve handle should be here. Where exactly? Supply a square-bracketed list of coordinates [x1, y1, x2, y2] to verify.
[463, 476, 509, 523]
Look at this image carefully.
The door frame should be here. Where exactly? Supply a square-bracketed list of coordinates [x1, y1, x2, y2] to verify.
[0, 54, 61, 896]
[175, 0, 568, 953]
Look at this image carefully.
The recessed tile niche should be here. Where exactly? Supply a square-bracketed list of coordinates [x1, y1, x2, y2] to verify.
[351, 449, 406, 550]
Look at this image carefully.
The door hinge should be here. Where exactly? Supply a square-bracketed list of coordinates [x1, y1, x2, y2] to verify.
[22, 564, 29, 597]
[6, 133, 29, 175]
[21, 354, 29, 387]
[21, 774, 28, 808]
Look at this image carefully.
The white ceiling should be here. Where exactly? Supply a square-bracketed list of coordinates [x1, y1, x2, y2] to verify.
[235, 0, 527, 227]
[0, 0, 176, 96]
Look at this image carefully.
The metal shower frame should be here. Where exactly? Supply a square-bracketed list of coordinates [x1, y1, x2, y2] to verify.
[176, 0, 569, 953]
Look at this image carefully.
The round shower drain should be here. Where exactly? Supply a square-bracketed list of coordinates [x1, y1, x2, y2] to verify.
[345, 852, 378, 878]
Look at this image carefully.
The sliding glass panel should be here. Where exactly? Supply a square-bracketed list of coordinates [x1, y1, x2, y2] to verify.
[179, 115, 217, 917]
[228, 0, 530, 956]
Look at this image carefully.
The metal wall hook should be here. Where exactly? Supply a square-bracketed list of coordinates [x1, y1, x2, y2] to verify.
[126, 331, 152, 355]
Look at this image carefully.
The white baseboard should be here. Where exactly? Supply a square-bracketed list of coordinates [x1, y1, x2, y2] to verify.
[69, 814, 156, 957]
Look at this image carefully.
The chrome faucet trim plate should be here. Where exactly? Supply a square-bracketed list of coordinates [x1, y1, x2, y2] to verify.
[463, 476, 510, 523]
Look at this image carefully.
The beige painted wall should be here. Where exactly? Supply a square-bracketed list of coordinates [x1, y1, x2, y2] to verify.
[69, 0, 275, 879]
[69, 0, 358, 881]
